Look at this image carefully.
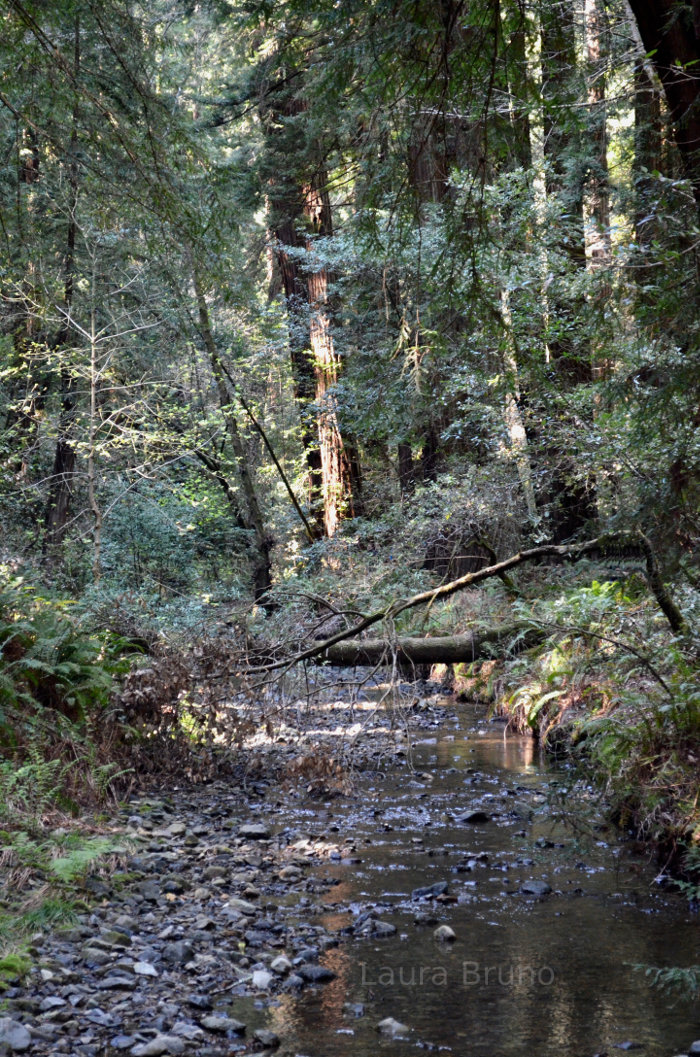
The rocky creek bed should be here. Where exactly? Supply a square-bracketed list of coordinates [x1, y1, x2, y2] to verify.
[1, 688, 699, 1057]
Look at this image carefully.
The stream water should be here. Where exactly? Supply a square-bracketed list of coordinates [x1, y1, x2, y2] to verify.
[264, 701, 699, 1057]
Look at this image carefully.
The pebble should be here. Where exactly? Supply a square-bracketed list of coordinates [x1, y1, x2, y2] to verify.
[377, 1017, 410, 1037]
[433, 925, 456, 941]
[132, 1036, 186, 1056]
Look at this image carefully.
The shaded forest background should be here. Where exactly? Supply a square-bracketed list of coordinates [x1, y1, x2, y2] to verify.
[0, 0, 699, 866]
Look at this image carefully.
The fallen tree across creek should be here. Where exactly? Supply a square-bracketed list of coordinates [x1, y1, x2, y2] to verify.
[323, 626, 545, 666]
[244, 530, 689, 674]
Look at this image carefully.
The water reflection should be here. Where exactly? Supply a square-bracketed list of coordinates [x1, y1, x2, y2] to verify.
[271, 704, 698, 1057]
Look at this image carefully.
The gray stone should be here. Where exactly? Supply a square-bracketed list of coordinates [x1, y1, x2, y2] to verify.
[373, 921, 397, 937]
[186, 995, 213, 1011]
[689, 1045, 700, 1056]
[101, 929, 132, 948]
[252, 969, 274, 989]
[96, 974, 137, 990]
[133, 962, 158, 977]
[411, 881, 448, 900]
[377, 1017, 410, 1038]
[200, 1015, 245, 1034]
[457, 810, 490, 824]
[39, 996, 66, 1011]
[162, 942, 194, 965]
[253, 1029, 280, 1048]
[0, 1019, 31, 1052]
[132, 1036, 186, 1056]
[520, 880, 552, 897]
[224, 898, 257, 916]
[238, 824, 271, 841]
[270, 956, 292, 975]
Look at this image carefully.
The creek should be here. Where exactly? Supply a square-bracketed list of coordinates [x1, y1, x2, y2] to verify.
[264, 700, 699, 1057]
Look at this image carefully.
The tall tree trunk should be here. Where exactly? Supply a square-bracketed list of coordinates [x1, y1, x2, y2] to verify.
[584, 0, 611, 283]
[539, 0, 597, 541]
[627, 0, 700, 208]
[266, 86, 361, 537]
[43, 17, 80, 558]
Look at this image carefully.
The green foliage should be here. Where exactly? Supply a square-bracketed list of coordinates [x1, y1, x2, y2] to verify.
[632, 962, 700, 1004]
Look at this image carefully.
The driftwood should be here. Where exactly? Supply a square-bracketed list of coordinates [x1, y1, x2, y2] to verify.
[324, 625, 545, 666]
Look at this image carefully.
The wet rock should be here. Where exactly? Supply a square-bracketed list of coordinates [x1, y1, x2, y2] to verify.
[162, 942, 194, 965]
[238, 824, 271, 841]
[253, 1029, 280, 1048]
[414, 911, 439, 926]
[200, 1015, 246, 1034]
[101, 929, 132, 948]
[252, 969, 274, 989]
[456, 810, 490, 824]
[373, 920, 397, 938]
[132, 1036, 186, 1056]
[520, 880, 552, 897]
[0, 1018, 31, 1052]
[186, 995, 212, 1011]
[433, 925, 456, 942]
[39, 996, 66, 1011]
[377, 1017, 410, 1038]
[225, 898, 257, 916]
[297, 964, 337, 983]
[411, 881, 448, 900]
[96, 974, 137, 990]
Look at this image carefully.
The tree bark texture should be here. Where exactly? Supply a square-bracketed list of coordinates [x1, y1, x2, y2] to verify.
[43, 16, 80, 556]
[324, 626, 545, 666]
[627, 0, 700, 207]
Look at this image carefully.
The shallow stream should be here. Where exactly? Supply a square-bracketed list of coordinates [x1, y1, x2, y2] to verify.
[266, 701, 699, 1056]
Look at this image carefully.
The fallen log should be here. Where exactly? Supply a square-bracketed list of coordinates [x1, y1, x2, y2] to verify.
[324, 625, 545, 666]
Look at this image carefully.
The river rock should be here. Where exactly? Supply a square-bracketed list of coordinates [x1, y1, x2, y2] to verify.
[133, 961, 158, 976]
[411, 881, 448, 900]
[457, 810, 490, 824]
[238, 823, 271, 840]
[373, 920, 397, 937]
[252, 969, 274, 989]
[200, 1015, 246, 1034]
[377, 1017, 410, 1037]
[520, 880, 552, 897]
[433, 925, 456, 941]
[0, 1018, 31, 1052]
[132, 1036, 186, 1056]
[253, 1029, 280, 1047]
[162, 941, 194, 965]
